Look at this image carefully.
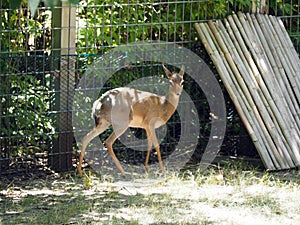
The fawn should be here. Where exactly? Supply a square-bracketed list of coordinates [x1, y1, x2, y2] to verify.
[78, 64, 184, 176]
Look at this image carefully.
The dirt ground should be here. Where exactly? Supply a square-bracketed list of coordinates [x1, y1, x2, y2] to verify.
[1, 168, 300, 225]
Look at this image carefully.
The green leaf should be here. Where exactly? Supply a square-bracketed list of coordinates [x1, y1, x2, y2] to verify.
[28, 0, 40, 16]
[10, 0, 22, 9]
[43, 0, 59, 8]
[63, 0, 79, 4]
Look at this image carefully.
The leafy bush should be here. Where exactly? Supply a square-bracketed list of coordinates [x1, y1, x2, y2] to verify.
[1, 74, 55, 156]
[76, 0, 233, 56]
[0, 0, 53, 158]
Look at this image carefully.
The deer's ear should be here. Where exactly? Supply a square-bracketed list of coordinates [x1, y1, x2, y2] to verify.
[162, 64, 172, 79]
[179, 65, 185, 77]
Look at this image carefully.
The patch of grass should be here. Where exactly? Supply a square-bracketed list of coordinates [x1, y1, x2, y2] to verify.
[2, 193, 93, 225]
[83, 170, 93, 190]
[103, 217, 140, 225]
[182, 162, 300, 188]
[208, 192, 282, 215]
[1, 162, 300, 225]
[244, 194, 282, 214]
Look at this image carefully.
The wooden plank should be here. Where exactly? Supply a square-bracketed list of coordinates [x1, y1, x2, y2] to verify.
[195, 22, 276, 170]
[195, 13, 300, 170]
[221, 16, 294, 168]
[209, 19, 288, 169]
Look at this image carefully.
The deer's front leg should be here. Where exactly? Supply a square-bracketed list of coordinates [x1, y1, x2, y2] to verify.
[145, 128, 153, 171]
[151, 129, 164, 173]
[144, 127, 164, 173]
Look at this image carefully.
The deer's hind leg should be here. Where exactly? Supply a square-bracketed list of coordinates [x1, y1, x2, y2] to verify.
[78, 118, 110, 177]
[104, 126, 129, 175]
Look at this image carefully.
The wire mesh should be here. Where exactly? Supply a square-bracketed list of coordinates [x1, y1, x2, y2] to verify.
[0, 0, 299, 175]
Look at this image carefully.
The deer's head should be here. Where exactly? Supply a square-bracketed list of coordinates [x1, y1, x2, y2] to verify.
[163, 64, 185, 96]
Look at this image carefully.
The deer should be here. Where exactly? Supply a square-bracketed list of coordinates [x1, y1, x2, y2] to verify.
[77, 64, 185, 177]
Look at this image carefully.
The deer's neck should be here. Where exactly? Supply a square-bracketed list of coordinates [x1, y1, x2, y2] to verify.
[161, 90, 180, 120]
[166, 92, 180, 109]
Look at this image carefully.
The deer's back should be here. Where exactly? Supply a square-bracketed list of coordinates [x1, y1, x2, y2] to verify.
[92, 87, 165, 127]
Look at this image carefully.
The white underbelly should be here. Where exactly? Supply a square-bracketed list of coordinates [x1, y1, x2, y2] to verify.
[129, 116, 166, 129]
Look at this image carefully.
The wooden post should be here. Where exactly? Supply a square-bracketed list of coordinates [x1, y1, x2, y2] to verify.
[49, 3, 76, 171]
[252, 0, 268, 14]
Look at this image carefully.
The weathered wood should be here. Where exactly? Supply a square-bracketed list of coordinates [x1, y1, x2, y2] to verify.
[195, 13, 300, 170]
[220, 17, 294, 168]
[49, 3, 76, 171]
[195, 22, 276, 170]
[242, 14, 298, 167]
[210, 19, 288, 169]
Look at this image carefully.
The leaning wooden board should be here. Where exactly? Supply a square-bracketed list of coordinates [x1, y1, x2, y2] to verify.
[195, 12, 300, 170]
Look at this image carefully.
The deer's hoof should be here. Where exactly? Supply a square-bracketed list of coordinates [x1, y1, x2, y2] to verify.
[77, 169, 83, 178]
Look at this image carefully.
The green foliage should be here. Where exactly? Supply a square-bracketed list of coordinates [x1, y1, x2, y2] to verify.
[269, 0, 298, 15]
[75, 0, 266, 75]
[0, 0, 54, 157]
[76, 0, 233, 57]
[1, 74, 55, 156]
[11, 0, 79, 16]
